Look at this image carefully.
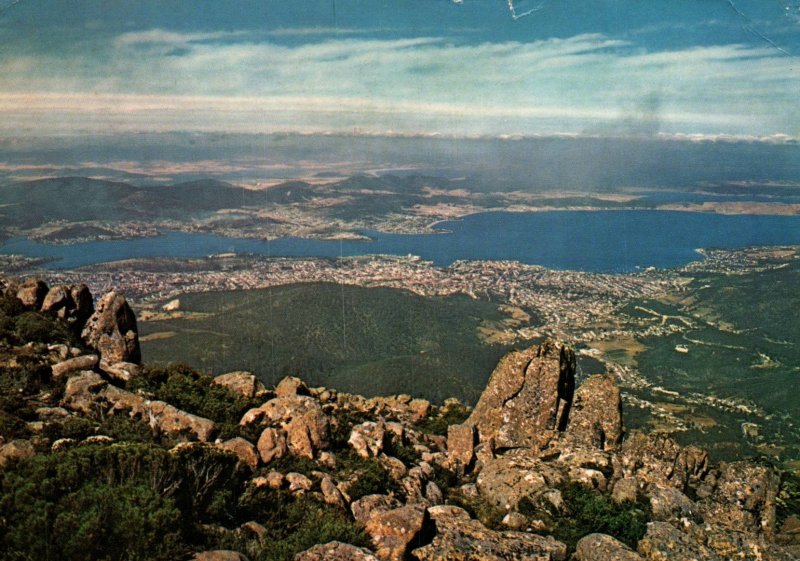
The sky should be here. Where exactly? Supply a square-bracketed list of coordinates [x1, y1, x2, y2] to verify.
[0, 0, 799, 140]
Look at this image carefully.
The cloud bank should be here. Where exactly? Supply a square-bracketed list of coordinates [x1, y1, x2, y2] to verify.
[0, 30, 797, 138]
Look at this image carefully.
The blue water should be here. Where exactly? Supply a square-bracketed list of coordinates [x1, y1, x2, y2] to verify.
[3, 211, 800, 273]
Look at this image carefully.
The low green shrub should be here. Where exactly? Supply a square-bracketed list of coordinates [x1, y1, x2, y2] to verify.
[777, 471, 800, 526]
[413, 403, 471, 436]
[519, 482, 651, 550]
[130, 364, 256, 427]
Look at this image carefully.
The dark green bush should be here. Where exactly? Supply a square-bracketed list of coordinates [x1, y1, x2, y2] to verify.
[777, 471, 800, 526]
[232, 488, 369, 561]
[329, 409, 372, 449]
[0, 442, 247, 561]
[519, 482, 651, 550]
[130, 364, 256, 427]
[334, 448, 393, 501]
[14, 311, 71, 344]
[413, 403, 471, 436]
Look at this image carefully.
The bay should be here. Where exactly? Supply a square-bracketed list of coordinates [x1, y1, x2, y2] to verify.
[3, 210, 800, 272]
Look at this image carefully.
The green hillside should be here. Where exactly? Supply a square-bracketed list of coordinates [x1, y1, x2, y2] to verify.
[139, 283, 540, 404]
[632, 258, 800, 460]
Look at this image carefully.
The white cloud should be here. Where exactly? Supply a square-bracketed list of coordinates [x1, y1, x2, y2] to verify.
[0, 30, 797, 137]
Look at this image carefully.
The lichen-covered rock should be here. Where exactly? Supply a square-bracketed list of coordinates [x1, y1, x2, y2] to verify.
[321, 476, 348, 509]
[294, 541, 379, 561]
[364, 504, 428, 561]
[240, 396, 329, 459]
[467, 339, 575, 452]
[476, 449, 563, 510]
[618, 432, 709, 490]
[351, 494, 400, 525]
[62, 371, 215, 441]
[217, 437, 259, 470]
[445, 423, 475, 473]
[637, 521, 722, 561]
[213, 371, 267, 400]
[411, 505, 567, 561]
[16, 278, 48, 309]
[51, 354, 98, 378]
[565, 374, 623, 451]
[574, 533, 643, 561]
[275, 376, 309, 397]
[99, 360, 142, 383]
[349, 421, 387, 459]
[40, 284, 71, 315]
[286, 472, 313, 493]
[0, 439, 35, 466]
[257, 427, 288, 464]
[699, 461, 780, 535]
[648, 484, 698, 522]
[81, 291, 141, 364]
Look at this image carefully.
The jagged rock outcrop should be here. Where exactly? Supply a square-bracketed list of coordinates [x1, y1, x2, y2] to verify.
[467, 339, 575, 452]
[240, 385, 330, 459]
[40, 283, 94, 328]
[565, 374, 623, 451]
[2, 286, 797, 561]
[62, 371, 215, 441]
[81, 290, 141, 364]
[411, 505, 568, 561]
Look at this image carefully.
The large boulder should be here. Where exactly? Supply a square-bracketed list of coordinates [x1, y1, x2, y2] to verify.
[16, 278, 48, 309]
[240, 396, 329, 459]
[81, 291, 141, 364]
[213, 371, 267, 400]
[216, 437, 259, 470]
[565, 374, 623, 451]
[411, 505, 567, 561]
[40, 283, 94, 329]
[257, 427, 288, 464]
[364, 504, 428, 561]
[467, 339, 575, 452]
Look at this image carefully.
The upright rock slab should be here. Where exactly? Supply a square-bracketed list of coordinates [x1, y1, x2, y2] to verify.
[467, 339, 575, 452]
[566, 374, 623, 451]
[81, 291, 141, 364]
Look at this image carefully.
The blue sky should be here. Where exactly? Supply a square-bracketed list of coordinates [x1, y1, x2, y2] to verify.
[0, 0, 798, 139]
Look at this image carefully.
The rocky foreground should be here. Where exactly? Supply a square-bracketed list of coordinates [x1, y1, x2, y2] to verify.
[1, 277, 799, 561]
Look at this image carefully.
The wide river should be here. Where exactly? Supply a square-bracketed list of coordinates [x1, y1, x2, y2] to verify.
[3, 211, 800, 273]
